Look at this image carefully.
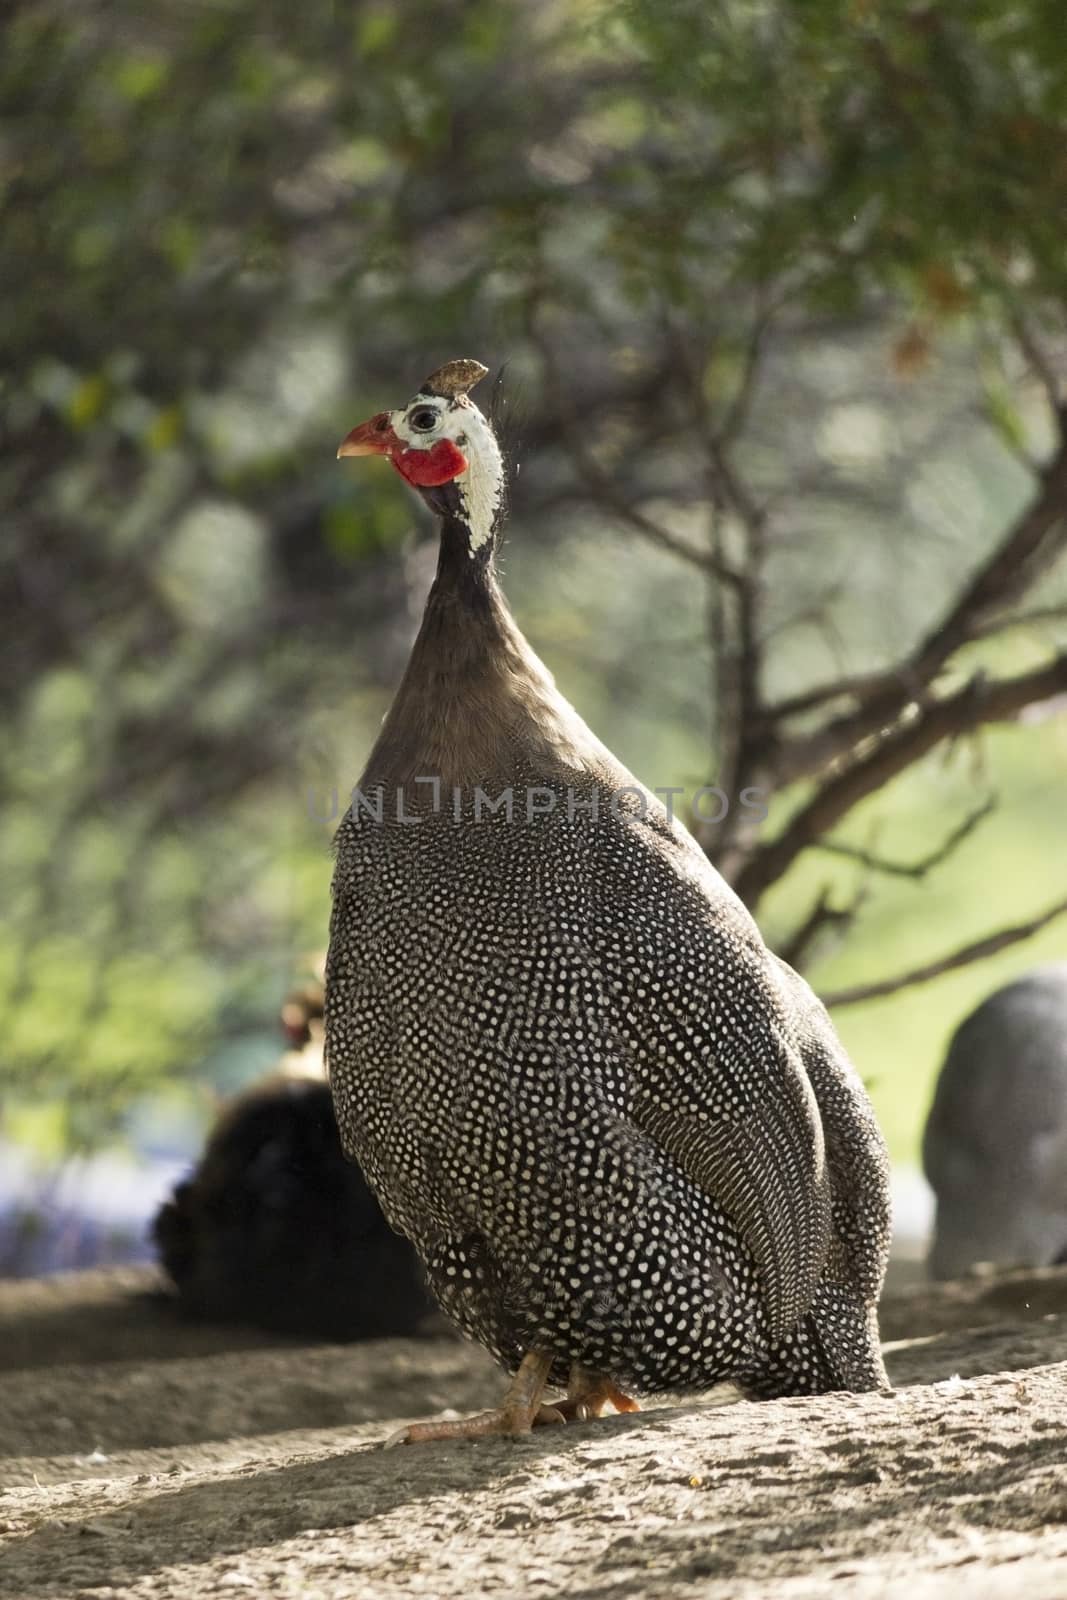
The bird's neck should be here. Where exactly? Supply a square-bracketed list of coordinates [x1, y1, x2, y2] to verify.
[426, 489, 502, 612]
[417, 418, 505, 565]
[360, 504, 603, 793]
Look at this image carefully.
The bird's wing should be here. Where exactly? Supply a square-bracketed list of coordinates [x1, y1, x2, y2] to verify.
[768, 954, 889, 1306]
[596, 909, 831, 1342]
[540, 789, 832, 1340]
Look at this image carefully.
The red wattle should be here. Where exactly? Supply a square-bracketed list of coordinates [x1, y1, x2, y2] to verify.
[392, 439, 468, 487]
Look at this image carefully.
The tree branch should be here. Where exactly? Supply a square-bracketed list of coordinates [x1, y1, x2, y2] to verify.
[1009, 310, 1065, 425]
[771, 437, 1067, 782]
[814, 795, 996, 881]
[820, 896, 1067, 1008]
[762, 668, 899, 723]
[735, 654, 1067, 908]
[531, 325, 744, 585]
[970, 601, 1067, 641]
[660, 311, 773, 869]
[718, 289, 783, 447]
[778, 882, 870, 972]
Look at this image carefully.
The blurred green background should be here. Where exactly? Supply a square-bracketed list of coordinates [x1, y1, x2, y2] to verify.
[2, 1, 1066, 1245]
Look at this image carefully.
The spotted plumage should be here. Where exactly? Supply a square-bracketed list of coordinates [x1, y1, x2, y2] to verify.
[327, 359, 891, 1422]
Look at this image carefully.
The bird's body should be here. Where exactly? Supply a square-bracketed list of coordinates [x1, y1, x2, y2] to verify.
[154, 1074, 433, 1340]
[155, 976, 433, 1341]
[924, 965, 1067, 1279]
[326, 360, 890, 1430]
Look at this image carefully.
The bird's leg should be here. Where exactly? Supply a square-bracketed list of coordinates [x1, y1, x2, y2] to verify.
[536, 1363, 641, 1424]
[386, 1349, 560, 1446]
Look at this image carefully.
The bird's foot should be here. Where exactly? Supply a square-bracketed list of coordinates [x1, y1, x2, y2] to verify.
[385, 1349, 557, 1447]
[383, 1356, 641, 1445]
[547, 1367, 642, 1423]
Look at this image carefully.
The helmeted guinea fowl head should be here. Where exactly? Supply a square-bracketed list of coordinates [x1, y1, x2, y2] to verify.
[338, 358, 505, 557]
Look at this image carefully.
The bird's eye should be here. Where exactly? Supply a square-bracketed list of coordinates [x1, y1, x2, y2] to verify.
[409, 407, 439, 432]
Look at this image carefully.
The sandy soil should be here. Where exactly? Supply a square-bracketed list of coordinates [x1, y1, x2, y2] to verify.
[1, 1268, 1066, 1598]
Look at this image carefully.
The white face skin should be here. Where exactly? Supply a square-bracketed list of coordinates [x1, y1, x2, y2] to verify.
[392, 392, 504, 554]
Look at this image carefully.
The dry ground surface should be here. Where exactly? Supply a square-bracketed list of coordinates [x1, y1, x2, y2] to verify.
[1, 1267, 1066, 1599]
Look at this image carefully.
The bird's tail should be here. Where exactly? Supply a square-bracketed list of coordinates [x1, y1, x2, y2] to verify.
[741, 1273, 888, 1397]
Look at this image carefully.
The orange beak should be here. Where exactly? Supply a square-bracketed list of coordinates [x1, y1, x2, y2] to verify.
[336, 412, 398, 459]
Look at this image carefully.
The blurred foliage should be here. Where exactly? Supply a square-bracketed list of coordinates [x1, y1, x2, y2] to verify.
[2, 0, 1066, 1158]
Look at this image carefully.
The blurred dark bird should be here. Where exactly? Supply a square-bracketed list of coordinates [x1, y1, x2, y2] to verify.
[924, 965, 1067, 1279]
[154, 976, 433, 1341]
[327, 358, 891, 1441]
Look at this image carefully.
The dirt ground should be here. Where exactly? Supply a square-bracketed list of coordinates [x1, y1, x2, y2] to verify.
[1, 1267, 1066, 1599]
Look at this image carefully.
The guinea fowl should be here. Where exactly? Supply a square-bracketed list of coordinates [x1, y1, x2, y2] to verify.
[327, 359, 891, 1442]
[924, 965, 1067, 1279]
[154, 977, 432, 1340]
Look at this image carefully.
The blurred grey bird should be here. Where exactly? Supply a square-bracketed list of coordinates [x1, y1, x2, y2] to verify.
[924, 965, 1067, 1279]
